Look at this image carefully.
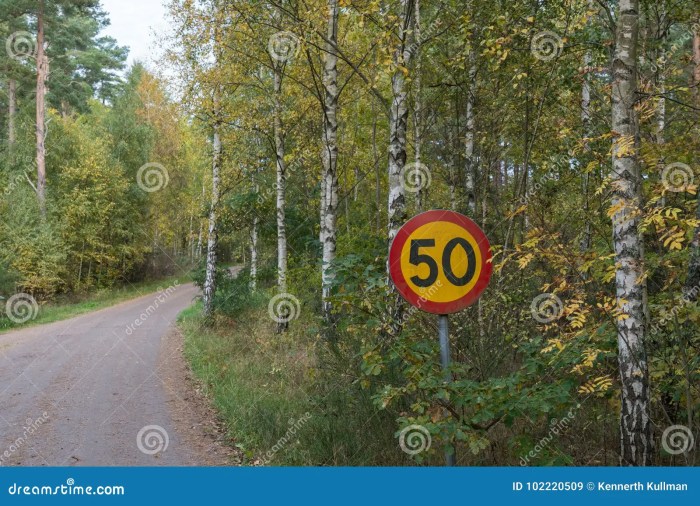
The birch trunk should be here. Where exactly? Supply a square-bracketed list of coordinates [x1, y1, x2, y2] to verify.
[203, 120, 222, 318]
[250, 213, 258, 291]
[387, 0, 413, 251]
[580, 24, 592, 251]
[611, 0, 652, 466]
[273, 64, 289, 333]
[36, 0, 47, 215]
[464, 47, 477, 216]
[320, 0, 339, 322]
[413, 0, 423, 212]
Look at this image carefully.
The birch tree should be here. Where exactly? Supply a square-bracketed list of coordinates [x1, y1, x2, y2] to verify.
[203, 101, 222, 318]
[610, 0, 653, 466]
[387, 0, 413, 249]
[320, 0, 339, 322]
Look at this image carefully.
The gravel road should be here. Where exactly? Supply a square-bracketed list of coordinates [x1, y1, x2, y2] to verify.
[0, 282, 238, 466]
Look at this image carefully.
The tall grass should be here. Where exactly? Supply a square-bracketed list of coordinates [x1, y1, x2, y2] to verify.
[178, 282, 404, 465]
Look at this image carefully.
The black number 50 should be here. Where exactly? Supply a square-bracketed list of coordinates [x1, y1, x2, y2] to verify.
[409, 238, 476, 288]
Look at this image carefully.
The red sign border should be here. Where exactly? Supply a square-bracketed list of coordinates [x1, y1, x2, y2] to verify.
[389, 210, 493, 314]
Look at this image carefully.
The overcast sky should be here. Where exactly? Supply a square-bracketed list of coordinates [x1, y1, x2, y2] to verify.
[99, 0, 169, 68]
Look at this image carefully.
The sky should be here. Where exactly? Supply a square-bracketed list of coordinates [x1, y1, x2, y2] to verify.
[99, 0, 169, 68]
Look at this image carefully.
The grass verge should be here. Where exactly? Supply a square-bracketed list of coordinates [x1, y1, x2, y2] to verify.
[177, 293, 401, 466]
[0, 273, 191, 333]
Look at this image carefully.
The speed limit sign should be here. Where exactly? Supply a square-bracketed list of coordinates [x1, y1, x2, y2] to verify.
[389, 210, 492, 314]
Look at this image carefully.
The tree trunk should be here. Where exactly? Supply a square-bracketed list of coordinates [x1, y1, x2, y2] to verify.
[611, 0, 652, 466]
[273, 64, 289, 332]
[320, 0, 339, 322]
[580, 4, 592, 252]
[203, 119, 222, 318]
[464, 46, 477, 216]
[36, 0, 47, 216]
[413, 0, 423, 212]
[685, 27, 700, 298]
[250, 213, 258, 291]
[387, 0, 413, 252]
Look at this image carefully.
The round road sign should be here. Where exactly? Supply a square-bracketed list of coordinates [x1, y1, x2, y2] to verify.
[389, 209, 492, 314]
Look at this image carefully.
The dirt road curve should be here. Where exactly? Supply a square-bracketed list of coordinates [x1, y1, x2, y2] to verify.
[0, 283, 237, 466]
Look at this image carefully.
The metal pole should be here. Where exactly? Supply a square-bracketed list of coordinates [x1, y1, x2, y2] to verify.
[438, 314, 456, 466]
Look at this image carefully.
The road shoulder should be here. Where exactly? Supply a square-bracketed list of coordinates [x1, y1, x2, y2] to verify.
[157, 325, 243, 466]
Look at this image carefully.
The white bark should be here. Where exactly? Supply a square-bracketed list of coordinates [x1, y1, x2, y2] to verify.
[413, 0, 423, 212]
[464, 47, 477, 216]
[611, 0, 652, 466]
[580, 3, 592, 252]
[320, 0, 339, 321]
[203, 120, 222, 318]
[387, 0, 413, 251]
[273, 68, 288, 296]
[250, 213, 258, 291]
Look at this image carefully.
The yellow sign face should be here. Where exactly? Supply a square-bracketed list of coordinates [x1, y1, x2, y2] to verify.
[389, 210, 493, 314]
[399, 221, 483, 303]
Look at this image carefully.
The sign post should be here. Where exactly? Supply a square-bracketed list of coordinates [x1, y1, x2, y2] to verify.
[389, 210, 493, 467]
